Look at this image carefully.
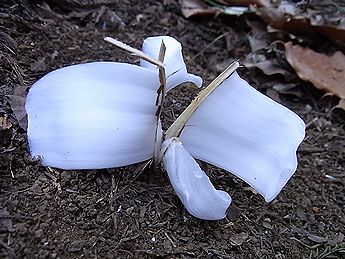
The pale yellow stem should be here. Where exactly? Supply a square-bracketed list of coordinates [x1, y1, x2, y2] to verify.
[165, 61, 240, 139]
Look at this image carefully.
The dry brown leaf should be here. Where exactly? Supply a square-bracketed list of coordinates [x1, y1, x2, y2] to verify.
[285, 42, 345, 100]
[243, 52, 296, 81]
[6, 84, 28, 130]
[255, 0, 345, 44]
[181, 0, 221, 18]
[224, 0, 267, 6]
[7, 94, 27, 130]
[244, 58, 290, 76]
[180, 0, 251, 18]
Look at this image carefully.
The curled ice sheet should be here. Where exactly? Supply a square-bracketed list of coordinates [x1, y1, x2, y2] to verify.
[162, 137, 231, 220]
[26, 62, 161, 169]
[140, 36, 202, 91]
[181, 72, 305, 202]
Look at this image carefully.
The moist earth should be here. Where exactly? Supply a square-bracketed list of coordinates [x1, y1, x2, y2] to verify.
[0, 0, 344, 258]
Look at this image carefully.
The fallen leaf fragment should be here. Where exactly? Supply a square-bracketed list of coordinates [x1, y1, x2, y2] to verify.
[6, 84, 28, 130]
[162, 137, 231, 220]
[285, 42, 345, 109]
[180, 0, 249, 18]
[6, 95, 27, 130]
[224, 0, 266, 6]
[181, 0, 221, 18]
[243, 56, 293, 78]
[255, 0, 345, 43]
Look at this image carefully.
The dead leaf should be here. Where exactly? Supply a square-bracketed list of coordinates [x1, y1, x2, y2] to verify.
[255, 0, 345, 44]
[273, 83, 298, 92]
[243, 52, 296, 81]
[271, 83, 303, 98]
[229, 232, 248, 246]
[180, 0, 249, 18]
[244, 57, 291, 77]
[6, 95, 27, 130]
[6, 85, 28, 130]
[181, 0, 221, 18]
[224, 0, 267, 6]
[246, 20, 291, 52]
[285, 42, 345, 100]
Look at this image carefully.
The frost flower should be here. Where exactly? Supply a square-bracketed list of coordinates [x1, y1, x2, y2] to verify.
[162, 137, 231, 220]
[26, 36, 201, 170]
[25, 35, 305, 221]
[179, 71, 305, 203]
[140, 36, 202, 90]
[26, 63, 159, 169]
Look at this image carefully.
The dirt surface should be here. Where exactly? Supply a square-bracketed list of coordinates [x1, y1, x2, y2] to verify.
[0, 0, 344, 258]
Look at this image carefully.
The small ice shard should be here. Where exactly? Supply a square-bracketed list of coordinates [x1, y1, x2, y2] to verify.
[162, 137, 231, 220]
[140, 36, 203, 91]
[180, 72, 305, 202]
[26, 62, 160, 169]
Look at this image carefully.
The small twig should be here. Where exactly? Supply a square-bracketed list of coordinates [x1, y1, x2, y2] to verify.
[306, 117, 318, 129]
[165, 60, 240, 139]
[153, 41, 167, 168]
[191, 32, 229, 61]
[9, 161, 14, 178]
[46, 167, 62, 193]
[164, 232, 176, 248]
[119, 233, 141, 243]
[290, 237, 322, 249]
[113, 164, 148, 202]
[155, 41, 167, 118]
[104, 37, 164, 68]
[110, 174, 120, 230]
[303, 0, 311, 12]
[134, 159, 152, 175]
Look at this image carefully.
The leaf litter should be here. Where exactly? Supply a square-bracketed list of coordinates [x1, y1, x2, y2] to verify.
[285, 41, 345, 110]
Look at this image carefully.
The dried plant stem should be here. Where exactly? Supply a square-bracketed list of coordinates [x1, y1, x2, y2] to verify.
[165, 60, 240, 139]
[153, 41, 167, 167]
[155, 41, 167, 117]
[104, 36, 167, 169]
[104, 37, 165, 68]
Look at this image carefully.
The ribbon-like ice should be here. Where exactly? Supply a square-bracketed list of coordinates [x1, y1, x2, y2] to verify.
[25, 36, 305, 220]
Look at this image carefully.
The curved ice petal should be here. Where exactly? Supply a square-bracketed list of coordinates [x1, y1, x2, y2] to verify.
[26, 62, 161, 170]
[180, 72, 305, 202]
[140, 36, 202, 91]
[162, 137, 231, 220]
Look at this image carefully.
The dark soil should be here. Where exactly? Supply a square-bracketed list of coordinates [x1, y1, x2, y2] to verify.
[0, 0, 344, 258]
